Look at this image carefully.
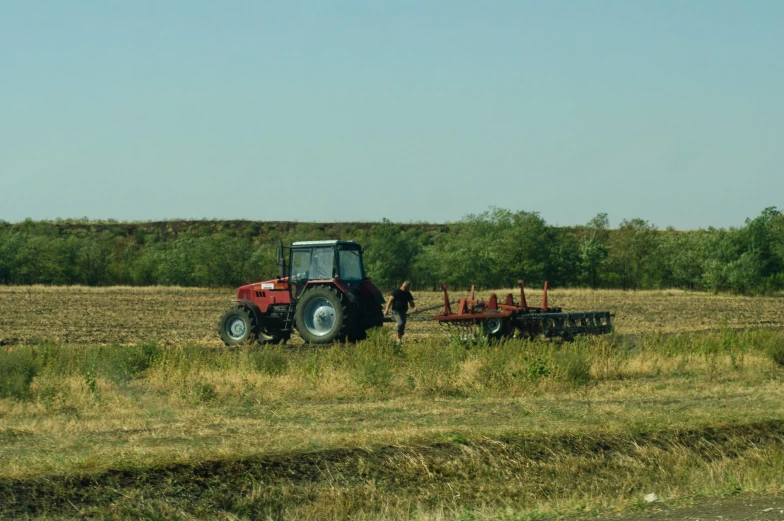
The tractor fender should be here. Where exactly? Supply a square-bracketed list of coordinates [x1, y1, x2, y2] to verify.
[360, 280, 385, 305]
[232, 299, 266, 327]
[370, 289, 384, 305]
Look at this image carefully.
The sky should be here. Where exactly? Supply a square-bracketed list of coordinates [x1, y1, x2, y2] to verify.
[1, 1, 782, 229]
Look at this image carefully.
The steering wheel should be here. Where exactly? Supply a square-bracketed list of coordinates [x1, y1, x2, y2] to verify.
[312, 267, 329, 279]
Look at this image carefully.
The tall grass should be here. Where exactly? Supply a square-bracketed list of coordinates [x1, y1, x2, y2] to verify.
[3, 329, 784, 519]
[2, 328, 782, 407]
[0, 346, 37, 398]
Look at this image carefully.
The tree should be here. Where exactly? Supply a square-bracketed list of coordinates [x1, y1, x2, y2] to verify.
[770, 213, 784, 276]
[609, 218, 659, 290]
[363, 219, 419, 291]
[420, 208, 556, 290]
[654, 231, 707, 290]
[579, 213, 610, 288]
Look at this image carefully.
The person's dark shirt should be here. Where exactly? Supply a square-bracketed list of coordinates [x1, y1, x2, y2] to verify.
[391, 289, 415, 313]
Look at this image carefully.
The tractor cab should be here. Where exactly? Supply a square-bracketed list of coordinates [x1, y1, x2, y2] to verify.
[287, 240, 367, 297]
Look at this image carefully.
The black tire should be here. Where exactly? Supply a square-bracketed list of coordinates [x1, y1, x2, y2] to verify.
[219, 307, 258, 346]
[365, 302, 384, 329]
[295, 286, 347, 344]
[483, 316, 511, 340]
[347, 318, 369, 342]
[348, 299, 384, 342]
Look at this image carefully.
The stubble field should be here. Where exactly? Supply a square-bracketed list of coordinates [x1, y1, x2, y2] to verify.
[2, 286, 784, 520]
[1, 285, 783, 346]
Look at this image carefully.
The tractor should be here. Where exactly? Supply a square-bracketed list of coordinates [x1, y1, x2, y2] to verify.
[219, 240, 385, 345]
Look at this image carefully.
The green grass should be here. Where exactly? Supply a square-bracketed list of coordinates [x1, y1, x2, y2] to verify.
[2, 329, 784, 519]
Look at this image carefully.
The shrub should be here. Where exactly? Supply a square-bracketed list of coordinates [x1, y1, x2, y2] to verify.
[766, 339, 784, 368]
[554, 349, 592, 386]
[251, 348, 289, 376]
[351, 340, 395, 392]
[36, 340, 76, 376]
[405, 342, 464, 395]
[475, 341, 531, 390]
[101, 342, 162, 383]
[161, 343, 213, 374]
[195, 382, 218, 403]
[354, 357, 394, 391]
[0, 347, 38, 399]
[476, 355, 513, 389]
[525, 353, 553, 381]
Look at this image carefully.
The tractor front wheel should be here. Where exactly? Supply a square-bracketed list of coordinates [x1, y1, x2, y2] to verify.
[295, 286, 347, 344]
[219, 307, 258, 346]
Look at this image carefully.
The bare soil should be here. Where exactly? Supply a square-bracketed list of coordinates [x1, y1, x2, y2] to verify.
[1, 286, 783, 346]
[610, 495, 784, 521]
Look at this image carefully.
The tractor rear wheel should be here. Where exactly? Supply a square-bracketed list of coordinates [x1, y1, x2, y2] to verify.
[219, 307, 258, 346]
[348, 299, 384, 342]
[295, 286, 347, 344]
[365, 302, 384, 329]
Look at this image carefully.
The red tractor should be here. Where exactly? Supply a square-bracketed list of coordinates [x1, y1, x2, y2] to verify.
[219, 240, 385, 345]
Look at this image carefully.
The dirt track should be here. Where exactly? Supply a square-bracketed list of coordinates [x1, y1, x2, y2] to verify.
[2, 421, 783, 519]
[611, 496, 784, 521]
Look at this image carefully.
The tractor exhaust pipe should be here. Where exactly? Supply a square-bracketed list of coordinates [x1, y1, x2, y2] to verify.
[275, 239, 286, 280]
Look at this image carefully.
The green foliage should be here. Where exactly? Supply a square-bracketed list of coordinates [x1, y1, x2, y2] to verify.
[474, 340, 552, 389]
[194, 381, 218, 403]
[348, 327, 399, 391]
[525, 353, 553, 381]
[765, 338, 784, 368]
[250, 348, 289, 376]
[83, 353, 100, 401]
[351, 341, 395, 391]
[579, 214, 610, 288]
[1, 207, 783, 294]
[554, 348, 592, 386]
[100, 342, 162, 383]
[363, 218, 420, 291]
[0, 347, 38, 399]
[608, 218, 659, 290]
[405, 342, 464, 395]
[654, 231, 708, 289]
[3, 331, 784, 408]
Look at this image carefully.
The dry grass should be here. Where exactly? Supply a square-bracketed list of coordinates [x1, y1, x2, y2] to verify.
[2, 286, 784, 519]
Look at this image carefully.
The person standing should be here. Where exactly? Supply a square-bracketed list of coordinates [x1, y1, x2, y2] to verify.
[384, 281, 417, 344]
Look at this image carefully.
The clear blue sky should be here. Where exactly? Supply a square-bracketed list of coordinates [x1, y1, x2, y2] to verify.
[1, 1, 781, 229]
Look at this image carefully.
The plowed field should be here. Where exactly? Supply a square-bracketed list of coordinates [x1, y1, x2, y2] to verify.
[1, 286, 783, 345]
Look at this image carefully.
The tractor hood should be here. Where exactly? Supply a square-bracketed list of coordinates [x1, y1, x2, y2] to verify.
[236, 279, 288, 300]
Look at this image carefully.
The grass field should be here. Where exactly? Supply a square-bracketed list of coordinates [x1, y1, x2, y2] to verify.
[1, 286, 784, 520]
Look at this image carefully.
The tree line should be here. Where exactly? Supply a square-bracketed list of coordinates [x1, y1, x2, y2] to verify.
[1, 207, 783, 294]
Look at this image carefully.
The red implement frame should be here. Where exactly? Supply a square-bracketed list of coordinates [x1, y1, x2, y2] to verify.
[432, 280, 561, 324]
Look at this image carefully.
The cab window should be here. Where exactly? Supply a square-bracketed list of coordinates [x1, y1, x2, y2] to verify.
[291, 250, 311, 281]
[338, 249, 364, 281]
[310, 248, 334, 279]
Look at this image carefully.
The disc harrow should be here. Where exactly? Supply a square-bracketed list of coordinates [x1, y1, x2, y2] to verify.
[430, 280, 612, 341]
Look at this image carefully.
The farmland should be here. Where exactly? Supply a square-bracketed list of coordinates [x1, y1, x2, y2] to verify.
[1, 286, 784, 520]
[1, 285, 783, 346]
